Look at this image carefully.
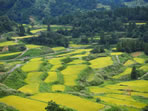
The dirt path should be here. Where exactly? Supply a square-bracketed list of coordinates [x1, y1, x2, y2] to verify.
[116, 55, 120, 64]
[7, 64, 22, 74]
[16, 47, 29, 58]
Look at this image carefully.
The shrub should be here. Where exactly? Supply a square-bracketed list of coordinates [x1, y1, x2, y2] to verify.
[45, 101, 73, 111]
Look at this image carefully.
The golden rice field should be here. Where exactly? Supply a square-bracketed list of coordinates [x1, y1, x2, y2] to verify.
[89, 87, 123, 94]
[25, 72, 43, 84]
[124, 60, 135, 66]
[31, 93, 104, 111]
[0, 52, 22, 58]
[89, 57, 113, 69]
[48, 57, 64, 65]
[52, 85, 65, 92]
[105, 80, 148, 93]
[44, 72, 57, 83]
[31, 29, 46, 34]
[12, 35, 38, 40]
[68, 59, 85, 64]
[72, 52, 90, 58]
[21, 59, 42, 72]
[113, 68, 132, 79]
[26, 44, 41, 49]
[95, 95, 146, 109]
[50, 64, 63, 71]
[0, 41, 18, 47]
[134, 58, 145, 64]
[18, 83, 40, 94]
[62, 64, 88, 86]
[69, 44, 89, 48]
[110, 52, 123, 55]
[140, 64, 148, 72]
[0, 96, 46, 111]
[52, 47, 65, 51]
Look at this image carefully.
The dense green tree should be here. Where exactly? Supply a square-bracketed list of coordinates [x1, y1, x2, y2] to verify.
[45, 101, 72, 111]
[131, 66, 138, 80]
[18, 24, 25, 36]
[47, 24, 51, 31]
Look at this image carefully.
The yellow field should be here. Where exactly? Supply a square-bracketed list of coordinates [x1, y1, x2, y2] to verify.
[0, 41, 18, 47]
[50, 64, 63, 71]
[140, 64, 148, 72]
[111, 52, 123, 55]
[89, 87, 123, 94]
[44, 72, 57, 83]
[68, 59, 85, 64]
[48, 57, 64, 65]
[18, 72, 43, 94]
[31, 29, 46, 33]
[113, 68, 132, 79]
[18, 83, 40, 94]
[136, 23, 146, 25]
[62, 64, 88, 86]
[12, 35, 38, 39]
[26, 44, 41, 49]
[134, 58, 145, 64]
[124, 60, 135, 66]
[52, 47, 65, 51]
[105, 94, 136, 101]
[0, 96, 46, 111]
[0, 52, 22, 58]
[96, 96, 146, 108]
[72, 52, 90, 58]
[89, 57, 113, 69]
[25, 72, 43, 84]
[31, 93, 104, 111]
[69, 44, 89, 48]
[21, 60, 42, 72]
[52, 85, 65, 92]
[106, 80, 148, 93]
[132, 92, 148, 98]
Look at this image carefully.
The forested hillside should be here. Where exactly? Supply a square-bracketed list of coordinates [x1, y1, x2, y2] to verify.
[0, 0, 148, 111]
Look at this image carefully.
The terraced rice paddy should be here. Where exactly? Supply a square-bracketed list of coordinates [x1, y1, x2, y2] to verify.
[31, 93, 104, 111]
[124, 60, 135, 66]
[96, 95, 146, 108]
[0, 96, 46, 111]
[44, 72, 57, 83]
[111, 52, 123, 55]
[18, 83, 40, 94]
[134, 58, 145, 64]
[89, 57, 113, 69]
[0, 41, 18, 47]
[105, 80, 148, 93]
[113, 68, 132, 79]
[69, 44, 89, 48]
[26, 44, 41, 49]
[21, 58, 42, 72]
[48, 57, 64, 65]
[89, 87, 123, 94]
[31, 29, 46, 34]
[62, 64, 88, 86]
[19, 72, 43, 94]
[52, 47, 65, 51]
[0, 52, 22, 58]
[12, 35, 38, 39]
[52, 85, 65, 92]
